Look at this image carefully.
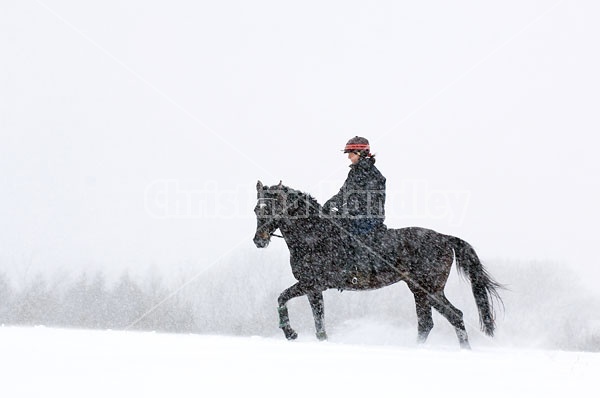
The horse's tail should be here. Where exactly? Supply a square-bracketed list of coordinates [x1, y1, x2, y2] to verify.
[449, 236, 503, 337]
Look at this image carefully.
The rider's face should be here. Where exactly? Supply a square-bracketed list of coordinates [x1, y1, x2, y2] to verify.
[348, 152, 360, 165]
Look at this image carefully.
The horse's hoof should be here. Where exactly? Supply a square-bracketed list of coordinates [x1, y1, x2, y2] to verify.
[316, 331, 328, 341]
[460, 341, 472, 350]
[282, 326, 298, 340]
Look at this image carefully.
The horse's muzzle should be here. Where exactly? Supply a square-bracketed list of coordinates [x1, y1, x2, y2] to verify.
[253, 232, 270, 248]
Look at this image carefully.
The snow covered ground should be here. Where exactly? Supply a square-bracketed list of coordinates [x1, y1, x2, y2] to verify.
[1, 326, 598, 398]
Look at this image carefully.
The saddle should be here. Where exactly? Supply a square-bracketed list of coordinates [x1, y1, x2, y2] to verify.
[342, 224, 393, 284]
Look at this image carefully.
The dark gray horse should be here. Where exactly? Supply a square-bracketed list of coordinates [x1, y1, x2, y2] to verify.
[253, 181, 502, 348]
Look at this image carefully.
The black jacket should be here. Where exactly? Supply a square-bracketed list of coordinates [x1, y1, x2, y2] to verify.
[324, 157, 386, 235]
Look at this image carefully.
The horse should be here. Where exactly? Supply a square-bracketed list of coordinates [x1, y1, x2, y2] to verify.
[253, 181, 503, 348]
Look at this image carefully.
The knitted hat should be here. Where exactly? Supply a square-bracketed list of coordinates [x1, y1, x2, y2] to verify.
[343, 136, 370, 154]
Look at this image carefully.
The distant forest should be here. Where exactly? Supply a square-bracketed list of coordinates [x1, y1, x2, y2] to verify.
[0, 271, 196, 333]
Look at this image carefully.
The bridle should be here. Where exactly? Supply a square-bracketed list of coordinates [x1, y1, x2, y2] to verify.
[257, 195, 285, 240]
[257, 187, 317, 240]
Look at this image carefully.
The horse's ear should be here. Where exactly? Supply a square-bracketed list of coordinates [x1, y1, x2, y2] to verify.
[275, 181, 287, 200]
[257, 180, 263, 191]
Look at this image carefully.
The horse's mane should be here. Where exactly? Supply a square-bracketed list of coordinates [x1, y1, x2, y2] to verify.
[288, 187, 322, 212]
[265, 184, 322, 216]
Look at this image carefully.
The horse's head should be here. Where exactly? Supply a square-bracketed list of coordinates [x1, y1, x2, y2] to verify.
[253, 180, 321, 248]
[253, 180, 284, 248]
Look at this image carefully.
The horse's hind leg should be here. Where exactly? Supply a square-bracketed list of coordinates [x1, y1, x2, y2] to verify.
[430, 292, 471, 349]
[307, 291, 327, 341]
[413, 290, 434, 344]
[277, 283, 308, 340]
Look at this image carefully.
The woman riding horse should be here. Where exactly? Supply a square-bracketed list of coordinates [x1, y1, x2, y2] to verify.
[323, 136, 387, 281]
[253, 139, 503, 348]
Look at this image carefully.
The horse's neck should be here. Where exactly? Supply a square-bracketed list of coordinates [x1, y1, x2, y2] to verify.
[279, 216, 319, 241]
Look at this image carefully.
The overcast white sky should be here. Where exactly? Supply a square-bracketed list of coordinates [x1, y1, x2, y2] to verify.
[1, 1, 599, 286]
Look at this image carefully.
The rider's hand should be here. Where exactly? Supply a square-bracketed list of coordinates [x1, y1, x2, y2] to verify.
[322, 204, 338, 217]
[322, 201, 336, 214]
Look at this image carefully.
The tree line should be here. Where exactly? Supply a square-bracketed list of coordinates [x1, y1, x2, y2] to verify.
[0, 271, 197, 333]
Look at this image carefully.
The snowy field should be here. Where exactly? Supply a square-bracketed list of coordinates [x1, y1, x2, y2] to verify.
[1, 326, 598, 398]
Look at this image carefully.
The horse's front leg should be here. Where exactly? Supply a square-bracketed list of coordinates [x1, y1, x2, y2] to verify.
[277, 283, 309, 340]
[307, 291, 327, 341]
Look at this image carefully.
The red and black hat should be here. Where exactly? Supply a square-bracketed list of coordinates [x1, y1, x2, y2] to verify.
[343, 136, 370, 154]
